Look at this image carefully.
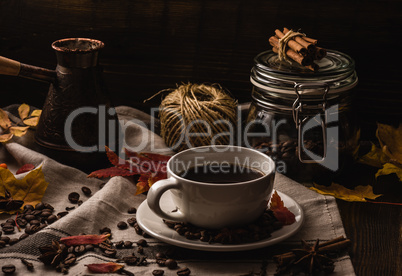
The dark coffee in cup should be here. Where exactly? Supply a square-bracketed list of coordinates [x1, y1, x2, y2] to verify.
[179, 164, 264, 184]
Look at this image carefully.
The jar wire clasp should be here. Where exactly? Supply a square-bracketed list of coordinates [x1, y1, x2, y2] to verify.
[292, 82, 329, 164]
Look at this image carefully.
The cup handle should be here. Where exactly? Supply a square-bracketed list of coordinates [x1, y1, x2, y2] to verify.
[147, 177, 186, 222]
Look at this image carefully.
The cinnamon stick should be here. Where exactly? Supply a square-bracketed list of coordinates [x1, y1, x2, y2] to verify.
[269, 36, 312, 66]
[315, 46, 327, 60]
[272, 46, 317, 71]
[275, 29, 307, 56]
[283, 27, 316, 54]
[302, 36, 318, 44]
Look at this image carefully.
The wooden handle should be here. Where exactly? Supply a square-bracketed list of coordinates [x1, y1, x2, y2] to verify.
[0, 56, 21, 76]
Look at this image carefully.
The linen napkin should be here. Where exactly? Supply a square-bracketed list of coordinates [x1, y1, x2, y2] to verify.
[0, 106, 354, 275]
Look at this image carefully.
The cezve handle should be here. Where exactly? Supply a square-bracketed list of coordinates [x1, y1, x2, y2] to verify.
[0, 56, 56, 83]
[0, 56, 21, 76]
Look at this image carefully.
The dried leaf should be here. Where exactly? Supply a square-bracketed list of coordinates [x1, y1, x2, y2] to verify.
[16, 164, 36, 175]
[269, 190, 296, 225]
[359, 143, 390, 168]
[87, 167, 140, 178]
[310, 182, 382, 202]
[31, 109, 42, 117]
[135, 174, 151, 195]
[0, 133, 13, 143]
[86, 262, 124, 273]
[0, 108, 12, 129]
[23, 117, 40, 127]
[375, 163, 402, 182]
[376, 123, 402, 163]
[60, 234, 110, 246]
[9, 126, 30, 137]
[0, 166, 49, 214]
[18, 104, 30, 120]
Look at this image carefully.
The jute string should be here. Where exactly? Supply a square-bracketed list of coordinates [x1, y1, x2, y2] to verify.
[157, 83, 237, 152]
[278, 30, 305, 63]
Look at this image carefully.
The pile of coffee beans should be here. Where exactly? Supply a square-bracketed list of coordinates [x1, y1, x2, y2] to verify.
[164, 209, 282, 244]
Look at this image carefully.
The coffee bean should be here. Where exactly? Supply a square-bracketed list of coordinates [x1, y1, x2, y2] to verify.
[81, 186, 92, 196]
[127, 217, 136, 226]
[122, 256, 138, 265]
[136, 239, 147, 247]
[21, 258, 34, 271]
[47, 215, 58, 224]
[85, 244, 94, 251]
[0, 240, 6, 248]
[29, 220, 40, 226]
[74, 245, 86, 254]
[9, 238, 19, 245]
[43, 203, 54, 210]
[137, 245, 144, 254]
[117, 221, 128, 229]
[1, 236, 10, 244]
[35, 202, 45, 210]
[127, 207, 137, 214]
[156, 258, 166, 266]
[165, 258, 177, 269]
[19, 233, 29, 240]
[31, 210, 42, 216]
[99, 182, 106, 189]
[155, 252, 167, 259]
[177, 267, 191, 276]
[103, 249, 117, 258]
[115, 240, 124, 249]
[24, 204, 34, 211]
[68, 192, 80, 204]
[2, 264, 15, 274]
[6, 219, 15, 226]
[152, 270, 165, 276]
[2, 225, 15, 234]
[57, 211, 69, 218]
[124, 241, 133, 248]
[65, 206, 75, 211]
[24, 214, 36, 221]
[16, 218, 27, 228]
[77, 200, 83, 206]
[142, 232, 151, 238]
[100, 227, 111, 233]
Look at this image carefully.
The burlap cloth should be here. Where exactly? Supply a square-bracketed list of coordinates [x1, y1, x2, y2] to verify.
[0, 106, 355, 275]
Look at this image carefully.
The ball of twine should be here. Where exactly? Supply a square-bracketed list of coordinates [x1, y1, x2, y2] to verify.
[159, 83, 237, 152]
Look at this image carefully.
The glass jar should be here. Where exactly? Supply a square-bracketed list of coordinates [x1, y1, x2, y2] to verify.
[245, 50, 359, 183]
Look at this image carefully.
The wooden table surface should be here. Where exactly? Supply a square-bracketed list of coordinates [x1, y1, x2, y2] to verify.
[336, 163, 402, 276]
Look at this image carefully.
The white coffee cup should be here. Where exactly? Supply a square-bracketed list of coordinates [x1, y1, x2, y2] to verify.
[147, 145, 275, 229]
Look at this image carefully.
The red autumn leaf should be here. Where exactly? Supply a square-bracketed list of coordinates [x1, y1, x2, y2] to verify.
[86, 262, 124, 273]
[88, 166, 146, 178]
[269, 191, 296, 225]
[105, 146, 131, 170]
[60, 234, 110, 246]
[16, 164, 35, 174]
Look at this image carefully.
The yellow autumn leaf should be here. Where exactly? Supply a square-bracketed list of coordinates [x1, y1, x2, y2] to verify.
[31, 109, 42, 117]
[18, 103, 30, 120]
[359, 143, 390, 168]
[376, 123, 402, 163]
[0, 133, 13, 143]
[310, 182, 382, 202]
[9, 126, 30, 137]
[375, 163, 402, 182]
[0, 166, 49, 214]
[0, 108, 12, 129]
[23, 116, 40, 127]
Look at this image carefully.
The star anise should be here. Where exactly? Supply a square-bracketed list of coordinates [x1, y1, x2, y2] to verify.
[0, 189, 24, 211]
[291, 239, 335, 275]
[38, 240, 68, 266]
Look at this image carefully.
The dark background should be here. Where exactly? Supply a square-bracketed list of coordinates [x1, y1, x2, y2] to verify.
[1, 0, 401, 140]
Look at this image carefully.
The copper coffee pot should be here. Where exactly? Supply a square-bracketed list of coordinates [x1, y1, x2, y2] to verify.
[0, 38, 121, 171]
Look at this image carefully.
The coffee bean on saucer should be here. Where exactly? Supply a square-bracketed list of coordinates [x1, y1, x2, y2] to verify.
[177, 267, 191, 276]
[2, 264, 16, 274]
[152, 270, 165, 276]
[127, 207, 137, 214]
[117, 221, 128, 230]
[81, 186, 92, 196]
[68, 192, 80, 204]
[35, 202, 45, 210]
[127, 217, 136, 226]
[165, 258, 177, 269]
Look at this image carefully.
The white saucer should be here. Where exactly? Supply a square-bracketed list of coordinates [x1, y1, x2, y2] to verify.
[136, 190, 304, 252]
